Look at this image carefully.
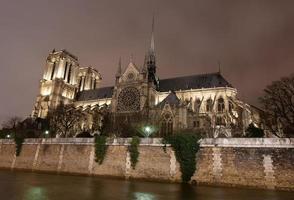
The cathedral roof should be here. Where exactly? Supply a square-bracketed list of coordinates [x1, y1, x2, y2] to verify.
[75, 73, 233, 101]
[76, 86, 114, 101]
[158, 72, 233, 92]
[157, 91, 181, 108]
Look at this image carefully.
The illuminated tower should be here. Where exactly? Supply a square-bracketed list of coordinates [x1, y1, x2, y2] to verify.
[32, 49, 80, 118]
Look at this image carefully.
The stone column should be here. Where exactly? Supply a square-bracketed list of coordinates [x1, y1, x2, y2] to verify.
[263, 155, 276, 189]
[57, 144, 65, 173]
[169, 149, 177, 180]
[88, 146, 95, 175]
[212, 148, 222, 180]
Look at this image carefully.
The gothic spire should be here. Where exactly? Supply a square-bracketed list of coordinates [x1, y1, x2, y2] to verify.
[218, 60, 221, 74]
[130, 53, 134, 63]
[145, 14, 158, 89]
[116, 57, 122, 77]
[150, 14, 155, 53]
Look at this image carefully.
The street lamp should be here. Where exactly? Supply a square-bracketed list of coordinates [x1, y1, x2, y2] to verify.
[44, 130, 49, 138]
[144, 126, 151, 134]
[143, 126, 153, 138]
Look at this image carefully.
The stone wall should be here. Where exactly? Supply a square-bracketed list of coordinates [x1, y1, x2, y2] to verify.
[0, 138, 293, 191]
[0, 138, 182, 182]
[192, 138, 294, 191]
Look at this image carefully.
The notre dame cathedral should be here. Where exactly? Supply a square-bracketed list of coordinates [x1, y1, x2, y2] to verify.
[32, 20, 262, 138]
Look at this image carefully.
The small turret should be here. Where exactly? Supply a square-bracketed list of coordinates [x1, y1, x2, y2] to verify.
[116, 57, 122, 78]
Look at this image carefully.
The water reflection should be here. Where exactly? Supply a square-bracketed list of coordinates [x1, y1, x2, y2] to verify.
[134, 192, 156, 200]
[24, 187, 48, 200]
[0, 171, 292, 200]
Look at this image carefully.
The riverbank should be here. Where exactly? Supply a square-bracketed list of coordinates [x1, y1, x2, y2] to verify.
[2, 170, 294, 200]
[0, 138, 293, 191]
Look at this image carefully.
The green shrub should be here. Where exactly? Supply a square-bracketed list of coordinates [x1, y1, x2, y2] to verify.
[163, 133, 201, 183]
[94, 135, 108, 164]
[245, 123, 264, 138]
[14, 135, 24, 156]
[128, 136, 140, 169]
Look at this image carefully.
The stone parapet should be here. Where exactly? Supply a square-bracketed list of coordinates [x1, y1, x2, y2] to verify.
[200, 138, 294, 148]
[0, 138, 166, 146]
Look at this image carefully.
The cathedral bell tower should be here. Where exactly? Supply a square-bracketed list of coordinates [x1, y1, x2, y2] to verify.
[32, 49, 79, 118]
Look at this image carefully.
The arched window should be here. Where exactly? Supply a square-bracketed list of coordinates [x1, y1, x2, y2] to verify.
[161, 112, 173, 137]
[229, 101, 234, 112]
[217, 98, 225, 112]
[206, 98, 213, 112]
[67, 64, 72, 83]
[194, 98, 201, 112]
[78, 78, 83, 91]
[63, 62, 68, 80]
[216, 116, 225, 126]
[51, 62, 56, 80]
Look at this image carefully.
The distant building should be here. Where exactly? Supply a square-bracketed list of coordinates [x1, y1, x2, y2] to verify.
[32, 20, 261, 137]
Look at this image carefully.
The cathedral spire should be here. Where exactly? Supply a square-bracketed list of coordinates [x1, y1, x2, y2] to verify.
[150, 14, 155, 53]
[145, 15, 158, 89]
[130, 53, 134, 63]
[116, 57, 122, 77]
[218, 60, 221, 74]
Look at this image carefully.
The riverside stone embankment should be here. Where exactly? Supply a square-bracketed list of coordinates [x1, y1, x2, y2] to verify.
[0, 138, 293, 191]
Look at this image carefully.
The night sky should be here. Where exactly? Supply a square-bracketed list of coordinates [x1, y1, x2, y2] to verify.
[0, 0, 294, 125]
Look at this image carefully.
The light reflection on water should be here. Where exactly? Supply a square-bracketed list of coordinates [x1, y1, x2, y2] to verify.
[134, 192, 155, 200]
[24, 187, 48, 200]
[0, 170, 292, 200]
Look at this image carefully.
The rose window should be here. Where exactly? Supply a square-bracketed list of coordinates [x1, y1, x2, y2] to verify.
[117, 87, 140, 112]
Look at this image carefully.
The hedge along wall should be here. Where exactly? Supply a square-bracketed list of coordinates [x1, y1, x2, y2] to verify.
[0, 138, 293, 191]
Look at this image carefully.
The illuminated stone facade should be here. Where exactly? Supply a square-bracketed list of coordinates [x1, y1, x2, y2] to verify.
[32, 49, 101, 118]
[32, 25, 261, 137]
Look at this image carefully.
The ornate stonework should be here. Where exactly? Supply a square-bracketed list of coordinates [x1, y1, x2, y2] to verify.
[117, 87, 140, 112]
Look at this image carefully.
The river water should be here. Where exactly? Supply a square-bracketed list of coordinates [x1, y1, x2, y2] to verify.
[0, 171, 292, 200]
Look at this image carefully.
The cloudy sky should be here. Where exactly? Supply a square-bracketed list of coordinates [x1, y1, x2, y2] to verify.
[0, 0, 293, 124]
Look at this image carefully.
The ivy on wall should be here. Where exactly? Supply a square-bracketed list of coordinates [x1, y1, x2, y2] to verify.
[14, 135, 24, 156]
[128, 136, 140, 169]
[94, 135, 108, 164]
[163, 133, 201, 183]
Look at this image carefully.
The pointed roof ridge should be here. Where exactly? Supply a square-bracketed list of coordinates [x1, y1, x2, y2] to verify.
[126, 60, 140, 72]
[157, 91, 180, 108]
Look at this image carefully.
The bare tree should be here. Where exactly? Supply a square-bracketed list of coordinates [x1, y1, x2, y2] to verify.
[2, 116, 22, 137]
[2, 117, 22, 129]
[260, 75, 294, 137]
[47, 103, 83, 138]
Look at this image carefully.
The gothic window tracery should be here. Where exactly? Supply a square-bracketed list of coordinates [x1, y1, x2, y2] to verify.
[117, 87, 140, 112]
[194, 98, 201, 112]
[160, 112, 173, 137]
[206, 98, 213, 112]
[216, 116, 226, 126]
[127, 72, 135, 80]
[217, 97, 225, 113]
